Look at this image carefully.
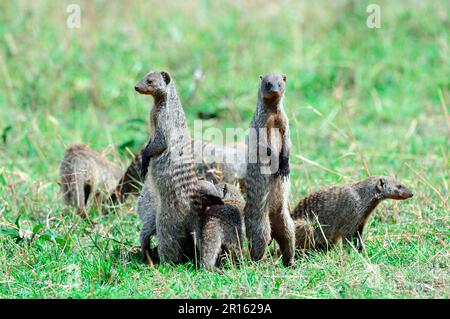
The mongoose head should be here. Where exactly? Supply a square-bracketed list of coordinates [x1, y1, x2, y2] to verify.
[134, 70, 171, 96]
[259, 73, 287, 102]
[375, 176, 414, 200]
[197, 180, 224, 207]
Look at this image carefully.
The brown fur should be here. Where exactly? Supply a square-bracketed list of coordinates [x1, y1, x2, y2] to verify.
[135, 70, 202, 264]
[292, 176, 413, 252]
[137, 179, 224, 262]
[60, 144, 122, 218]
[244, 73, 295, 266]
[201, 183, 245, 271]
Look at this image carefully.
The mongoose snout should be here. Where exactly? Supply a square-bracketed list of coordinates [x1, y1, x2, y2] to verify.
[260, 73, 287, 101]
[389, 187, 413, 200]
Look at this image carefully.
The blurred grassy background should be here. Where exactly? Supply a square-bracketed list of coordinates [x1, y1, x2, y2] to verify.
[0, 0, 448, 298]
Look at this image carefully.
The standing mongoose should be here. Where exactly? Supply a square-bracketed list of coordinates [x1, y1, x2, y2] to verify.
[60, 144, 122, 218]
[135, 70, 203, 264]
[201, 183, 246, 271]
[244, 73, 295, 266]
[292, 176, 414, 251]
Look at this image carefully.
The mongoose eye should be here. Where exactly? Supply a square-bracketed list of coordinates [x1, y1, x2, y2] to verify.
[146, 79, 154, 85]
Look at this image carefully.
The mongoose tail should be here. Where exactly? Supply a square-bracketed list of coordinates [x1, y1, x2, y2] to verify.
[292, 176, 413, 252]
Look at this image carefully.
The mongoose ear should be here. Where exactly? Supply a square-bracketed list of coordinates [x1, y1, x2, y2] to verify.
[160, 71, 171, 85]
[282, 74, 287, 82]
[376, 177, 385, 192]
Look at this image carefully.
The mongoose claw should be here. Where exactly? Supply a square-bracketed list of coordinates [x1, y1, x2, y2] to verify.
[277, 157, 290, 180]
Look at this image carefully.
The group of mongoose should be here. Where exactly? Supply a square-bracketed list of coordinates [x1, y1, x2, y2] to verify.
[60, 70, 414, 270]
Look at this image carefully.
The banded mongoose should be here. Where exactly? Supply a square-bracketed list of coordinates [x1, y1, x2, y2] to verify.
[292, 176, 414, 251]
[244, 73, 295, 266]
[201, 183, 245, 271]
[135, 70, 203, 264]
[60, 144, 122, 218]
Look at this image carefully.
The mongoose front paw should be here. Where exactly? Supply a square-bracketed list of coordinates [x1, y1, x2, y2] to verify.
[141, 165, 149, 179]
[278, 167, 290, 181]
[277, 156, 290, 179]
[140, 151, 150, 179]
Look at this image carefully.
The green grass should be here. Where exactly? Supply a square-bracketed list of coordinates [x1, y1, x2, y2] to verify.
[0, 0, 448, 298]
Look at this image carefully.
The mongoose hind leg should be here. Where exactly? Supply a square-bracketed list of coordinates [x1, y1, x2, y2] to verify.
[61, 180, 72, 206]
[136, 184, 158, 260]
[73, 181, 88, 218]
[157, 238, 184, 264]
[244, 170, 271, 262]
[244, 165, 272, 263]
[344, 224, 365, 252]
[201, 224, 223, 271]
[156, 218, 186, 264]
[140, 216, 156, 261]
[268, 183, 295, 266]
[245, 208, 271, 263]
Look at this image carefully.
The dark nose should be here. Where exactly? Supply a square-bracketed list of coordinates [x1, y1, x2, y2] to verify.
[134, 85, 139, 91]
[402, 189, 413, 198]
